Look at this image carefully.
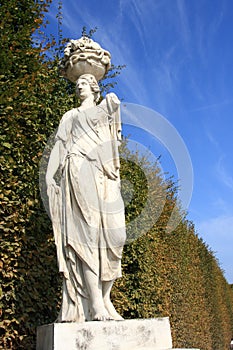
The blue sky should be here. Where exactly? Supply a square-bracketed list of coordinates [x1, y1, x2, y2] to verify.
[44, 0, 233, 283]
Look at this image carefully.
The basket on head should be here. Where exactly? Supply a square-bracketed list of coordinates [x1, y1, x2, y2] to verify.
[59, 37, 111, 83]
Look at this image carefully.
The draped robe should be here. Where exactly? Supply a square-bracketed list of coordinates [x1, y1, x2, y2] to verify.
[47, 93, 126, 322]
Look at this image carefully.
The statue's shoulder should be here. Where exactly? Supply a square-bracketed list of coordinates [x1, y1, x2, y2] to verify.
[59, 108, 76, 125]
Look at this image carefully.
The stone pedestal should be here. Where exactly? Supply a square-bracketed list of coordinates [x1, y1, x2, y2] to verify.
[36, 318, 199, 350]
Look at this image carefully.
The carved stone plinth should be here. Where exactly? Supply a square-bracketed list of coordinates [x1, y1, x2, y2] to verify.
[37, 317, 200, 350]
[37, 317, 173, 350]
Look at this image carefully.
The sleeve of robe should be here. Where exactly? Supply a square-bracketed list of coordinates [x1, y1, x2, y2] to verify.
[99, 93, 122, 177]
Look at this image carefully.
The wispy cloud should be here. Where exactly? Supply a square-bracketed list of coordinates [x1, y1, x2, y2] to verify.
[212, 197, 232, 214]
[205, 130, 220, 150]
[194, 1, 225, 65]
[198, 215, 233, 240]
[124, 0, 148, 53]
[204, 128, 233, 193]
[216, 156, 233, 192]
[46, 0, 197, 109]
[197, 214, 233, 282]
[55, 0, 150, 104]
[189, 99, 233, 112]
[176, 0, 191, 55]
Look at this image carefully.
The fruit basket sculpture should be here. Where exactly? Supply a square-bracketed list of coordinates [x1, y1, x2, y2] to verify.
[59, 36, 111, 82]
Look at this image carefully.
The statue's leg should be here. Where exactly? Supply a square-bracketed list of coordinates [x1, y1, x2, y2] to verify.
[102, 280, 124, 320]
[82, 262, 112, 321]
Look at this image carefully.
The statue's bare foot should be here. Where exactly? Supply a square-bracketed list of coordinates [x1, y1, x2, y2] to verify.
[104, 299, 124, 321]
[92, 303, 113, 321]
[93, 312, 113, 321]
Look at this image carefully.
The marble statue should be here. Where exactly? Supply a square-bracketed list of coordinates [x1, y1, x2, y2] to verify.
[46, 68, 126, 321]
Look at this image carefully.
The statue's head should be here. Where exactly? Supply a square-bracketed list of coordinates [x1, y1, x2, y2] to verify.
[76, 74, 100, 103]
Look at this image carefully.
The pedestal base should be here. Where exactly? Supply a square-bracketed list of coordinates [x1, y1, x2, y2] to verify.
[37, 318, 199, 350]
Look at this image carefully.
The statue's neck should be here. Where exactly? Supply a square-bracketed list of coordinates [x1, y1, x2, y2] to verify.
[79, 96, 96, 111]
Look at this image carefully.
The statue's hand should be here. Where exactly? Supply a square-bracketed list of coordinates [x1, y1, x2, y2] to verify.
[46, 176, 56, 186]
[46, 177, 60, 194]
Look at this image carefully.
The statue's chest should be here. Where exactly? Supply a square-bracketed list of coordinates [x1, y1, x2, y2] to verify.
[72, 108, 107, 133]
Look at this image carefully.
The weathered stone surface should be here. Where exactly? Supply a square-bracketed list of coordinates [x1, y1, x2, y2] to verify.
[37, 317, 173, 350]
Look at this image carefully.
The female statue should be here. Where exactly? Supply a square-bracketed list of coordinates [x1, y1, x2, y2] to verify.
[46, 74, 126, 322]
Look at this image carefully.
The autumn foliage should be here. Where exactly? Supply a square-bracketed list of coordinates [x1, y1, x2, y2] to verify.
[0, 1, 233, 349]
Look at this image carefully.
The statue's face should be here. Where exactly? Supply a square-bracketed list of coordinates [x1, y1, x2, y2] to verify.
[76, 78, 93, 101]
